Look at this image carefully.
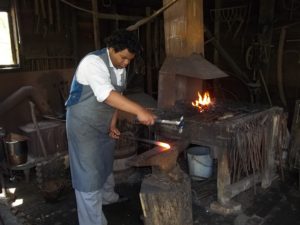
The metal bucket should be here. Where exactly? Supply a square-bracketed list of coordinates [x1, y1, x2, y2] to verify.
[4, 133, 28, 166]
[187, 146, 213, 181]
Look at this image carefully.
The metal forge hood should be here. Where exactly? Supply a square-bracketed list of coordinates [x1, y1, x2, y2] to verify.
[157, 54, 229, 109]
[160, 54, 228, 79]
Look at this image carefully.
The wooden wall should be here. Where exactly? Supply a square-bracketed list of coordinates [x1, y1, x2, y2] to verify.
[0, 1, 163, 133]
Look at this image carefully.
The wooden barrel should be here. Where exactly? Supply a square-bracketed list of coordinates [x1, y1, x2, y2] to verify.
[113, 132, 137, 184]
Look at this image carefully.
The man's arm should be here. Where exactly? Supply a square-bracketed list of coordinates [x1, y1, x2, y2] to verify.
[104, 90, 156, 126]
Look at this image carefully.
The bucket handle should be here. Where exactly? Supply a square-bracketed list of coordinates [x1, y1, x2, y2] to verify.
[191, 175, 211, 180]
[191, 155, 212, 167]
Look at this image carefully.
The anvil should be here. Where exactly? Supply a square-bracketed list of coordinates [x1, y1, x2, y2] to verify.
[127, 139, 190, 172]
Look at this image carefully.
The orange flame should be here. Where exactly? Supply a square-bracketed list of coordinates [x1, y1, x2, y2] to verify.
[157, 142, 171, 152]
[192, 91, 211, 111]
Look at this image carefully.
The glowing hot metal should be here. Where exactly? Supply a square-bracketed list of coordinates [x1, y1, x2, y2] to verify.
[156, 142, 171, 151]
[122, 135, 170, 151]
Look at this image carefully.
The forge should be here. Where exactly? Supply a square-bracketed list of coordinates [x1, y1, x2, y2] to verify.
[155, 100, 285, 211]
[127, 0, 288, 222]
[130, 98, 286, 219]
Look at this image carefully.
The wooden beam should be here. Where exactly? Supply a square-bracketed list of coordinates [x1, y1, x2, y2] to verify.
[224, 173, 261, 199]
[126, 0, 178, 31]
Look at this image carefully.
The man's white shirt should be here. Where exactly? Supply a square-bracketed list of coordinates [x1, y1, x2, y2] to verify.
[76, 49, 125, 102]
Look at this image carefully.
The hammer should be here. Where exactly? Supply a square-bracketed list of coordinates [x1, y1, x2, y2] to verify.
[155, 116, 184, 133]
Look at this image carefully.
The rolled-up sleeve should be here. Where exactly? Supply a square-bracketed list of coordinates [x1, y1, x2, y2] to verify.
[76, 55, 115, 102]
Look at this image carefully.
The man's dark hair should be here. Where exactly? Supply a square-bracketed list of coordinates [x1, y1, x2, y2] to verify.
[105, 29, 142, 55]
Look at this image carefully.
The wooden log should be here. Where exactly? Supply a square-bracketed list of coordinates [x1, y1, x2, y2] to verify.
[140, 166, 193, 225]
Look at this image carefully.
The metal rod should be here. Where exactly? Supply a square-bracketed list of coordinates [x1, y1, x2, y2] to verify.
[121, 135, 162, 147]
[120, 134, 171, 149]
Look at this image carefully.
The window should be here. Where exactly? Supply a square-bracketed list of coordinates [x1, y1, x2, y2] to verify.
[0, 12, 14, 65]
[0, 1, 20, 69]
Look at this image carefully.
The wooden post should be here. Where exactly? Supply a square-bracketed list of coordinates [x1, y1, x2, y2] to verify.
[261, 113, 280, 188]
[258, 0, 276, 84]
[55, 0, 61, 32]
[213, 0, 221, 65]
[217, 148, 231, 205]
[92, 0, 100, 49]
[211, 148, 242, 215]
[71, 9, 79, 64]
[146, 7, 153, 96]
[158, 0, 204, 109]
[163, 0, 204, 57]
[140, 165, 193, 225]
[153, 18, 159, 69]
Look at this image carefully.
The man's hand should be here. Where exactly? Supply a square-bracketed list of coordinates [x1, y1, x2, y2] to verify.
[109, 127, 120, 139]
[137, 108, 157, 126]
[105, 91, 157, 126]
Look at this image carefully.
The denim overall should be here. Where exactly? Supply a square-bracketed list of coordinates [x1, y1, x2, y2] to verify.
[65, 48, 126, 192]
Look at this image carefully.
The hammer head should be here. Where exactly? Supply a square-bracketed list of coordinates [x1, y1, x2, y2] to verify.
[155, 116, 184, 134]
[178, 116, 184, 133]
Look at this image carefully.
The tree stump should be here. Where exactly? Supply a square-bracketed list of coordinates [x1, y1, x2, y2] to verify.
[139, 165, 193, 225]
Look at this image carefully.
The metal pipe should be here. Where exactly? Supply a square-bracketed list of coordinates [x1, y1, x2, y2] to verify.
[0, 86, 51, 116]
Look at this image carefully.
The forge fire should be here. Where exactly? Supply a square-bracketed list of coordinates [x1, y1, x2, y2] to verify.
[191, 91, 213, 112]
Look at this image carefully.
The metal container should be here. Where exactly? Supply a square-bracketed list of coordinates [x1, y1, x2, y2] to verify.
[4, 133, 28, 166]
[187, 146, 213, 181]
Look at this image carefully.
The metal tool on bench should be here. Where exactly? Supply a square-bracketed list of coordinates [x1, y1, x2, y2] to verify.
[135, 115, 184, 133]
[155, 116, 184, 134]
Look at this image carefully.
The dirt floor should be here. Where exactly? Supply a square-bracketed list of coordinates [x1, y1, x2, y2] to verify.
[1, 162, 300, 225]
